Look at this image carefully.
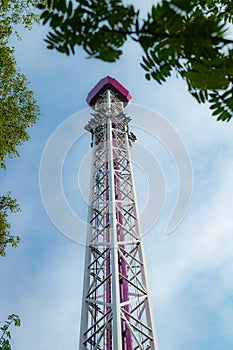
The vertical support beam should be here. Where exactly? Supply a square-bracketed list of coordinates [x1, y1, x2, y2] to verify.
[106, 91, 122, 350]
[79, 148, 96, 350]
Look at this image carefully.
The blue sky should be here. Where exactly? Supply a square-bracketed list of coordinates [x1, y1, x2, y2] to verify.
[1, 3, 233, 350]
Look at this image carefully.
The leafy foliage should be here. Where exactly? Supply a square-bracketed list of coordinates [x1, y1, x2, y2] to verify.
[0, 192, 20, 257]
[0, 0, 44, 255]
[0, 1, 41, 169]
[0, 0, 40, 32]
[39, 0, 233, 121]
[38, 0, 137, 60]
[0, 3, 43, 349]
[0, 314, 20, 350]
[0, 45, 39, 168]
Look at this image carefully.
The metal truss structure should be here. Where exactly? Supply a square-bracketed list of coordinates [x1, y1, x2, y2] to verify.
[79, 78, 158, 350]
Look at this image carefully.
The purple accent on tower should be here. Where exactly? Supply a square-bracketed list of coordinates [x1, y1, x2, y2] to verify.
[113, 130, 133, 350]
[86, 76, 132, 107]
[105, 163, 111, 350]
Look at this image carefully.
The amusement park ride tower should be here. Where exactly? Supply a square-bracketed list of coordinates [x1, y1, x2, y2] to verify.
[79, 77, 158, 350]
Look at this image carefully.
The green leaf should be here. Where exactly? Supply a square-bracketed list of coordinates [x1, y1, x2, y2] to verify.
[67, 1, 73, 17]
[37, 3, 46, 10]
[41, 11, 52, 25]
[221, 89, 232, 99]
[98, 47, 122, 62]
[216, 108, 232, 121]
[212, 107, 224, 116]
[140, 63, 151, 72]
[199, 90, 206, 103]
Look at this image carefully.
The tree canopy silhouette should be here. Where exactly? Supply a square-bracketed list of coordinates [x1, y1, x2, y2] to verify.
[38, 0, 233, 122]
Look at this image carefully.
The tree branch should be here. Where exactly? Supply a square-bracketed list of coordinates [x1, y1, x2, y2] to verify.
[107, 28, 233, 45]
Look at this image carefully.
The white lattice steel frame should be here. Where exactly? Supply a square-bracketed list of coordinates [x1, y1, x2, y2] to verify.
[79, 87, 158, 350]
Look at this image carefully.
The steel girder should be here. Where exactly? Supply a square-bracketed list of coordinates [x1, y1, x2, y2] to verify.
[79, 91, 158, 350]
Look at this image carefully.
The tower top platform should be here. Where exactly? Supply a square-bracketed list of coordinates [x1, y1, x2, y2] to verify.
[86, 76, 132, 107]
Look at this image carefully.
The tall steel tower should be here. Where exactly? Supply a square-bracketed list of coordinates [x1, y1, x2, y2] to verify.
[79, 77, 158, 350]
